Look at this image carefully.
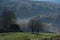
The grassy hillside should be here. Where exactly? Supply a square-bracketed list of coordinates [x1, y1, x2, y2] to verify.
[0, 32, 59, 40]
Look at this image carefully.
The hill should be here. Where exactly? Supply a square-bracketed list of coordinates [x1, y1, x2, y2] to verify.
[0, 0, 60, 33]
[0, 0, 60, 18]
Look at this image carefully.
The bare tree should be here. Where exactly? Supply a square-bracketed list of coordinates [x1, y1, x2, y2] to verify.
[1, 7, 16, 32]
[28, 18, 42, 33]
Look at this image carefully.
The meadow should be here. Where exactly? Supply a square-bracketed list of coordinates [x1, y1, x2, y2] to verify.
[0, 32, 59, 40]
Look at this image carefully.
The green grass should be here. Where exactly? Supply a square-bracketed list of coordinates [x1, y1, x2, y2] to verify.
[0, 32, 59, 40]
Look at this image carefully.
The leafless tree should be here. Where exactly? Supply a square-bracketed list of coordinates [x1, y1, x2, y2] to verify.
[28, 18, 42, 33]
[0, 7, 16, 32]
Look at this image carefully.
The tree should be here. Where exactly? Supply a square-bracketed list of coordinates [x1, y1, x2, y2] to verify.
[28, 18, 42, 33]
[0, 7, 16, 32]
[8, 24, 23, 32]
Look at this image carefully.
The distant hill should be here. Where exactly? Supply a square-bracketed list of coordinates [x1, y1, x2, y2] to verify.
[0, 0, 60, 33]
[0, 0, 60, 18]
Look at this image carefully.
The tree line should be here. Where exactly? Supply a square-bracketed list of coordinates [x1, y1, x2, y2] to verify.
[0, 7, 43, 33]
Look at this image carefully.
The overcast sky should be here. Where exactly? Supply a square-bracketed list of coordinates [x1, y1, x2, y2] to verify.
[32, 0, 60, 4]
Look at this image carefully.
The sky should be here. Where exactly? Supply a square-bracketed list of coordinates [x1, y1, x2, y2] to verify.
[0, 0, 60, 4]
[32, 0, 60, 4]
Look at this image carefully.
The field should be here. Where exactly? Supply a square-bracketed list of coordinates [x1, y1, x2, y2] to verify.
[0, 32, 59, 40]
